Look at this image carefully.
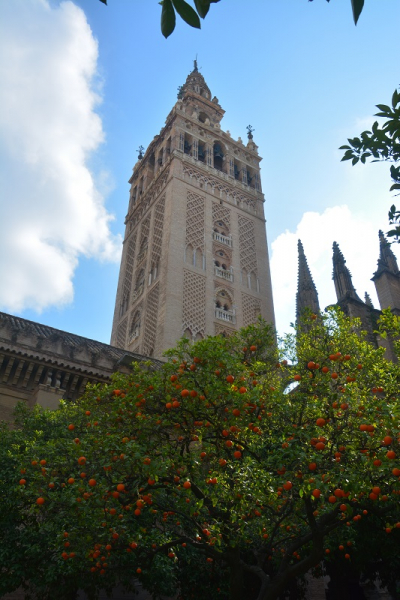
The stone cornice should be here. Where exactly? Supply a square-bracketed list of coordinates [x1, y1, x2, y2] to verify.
[0, 311, 161, 379]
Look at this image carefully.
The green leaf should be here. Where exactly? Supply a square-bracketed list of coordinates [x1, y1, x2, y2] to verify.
[98, 0, 107, 4]
[351, 0, 364, 25]
[352, 157, 359, 166]
[172, 0, 201, 28]
[194, 0, 210, 18]
[161, 0, 176, 38]
[376, 104, 392, 114]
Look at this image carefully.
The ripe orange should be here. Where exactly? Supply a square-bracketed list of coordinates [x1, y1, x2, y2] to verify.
[283, 481, 292, 491]
[239, 386, 247, 394]
[293, 375, 301, 381]
[328, 496, 336, 504]
[383, 436, 393, 446]
[250, 345, 257, 352]
[233, 451, 242, 459]
[19, 479, 26, 485]
[68, 478, 75, 484]
[67, 424, 75, 431]
[183, 481, 191, 489]
[312, 489, 321, 498]
[88, 479, 96, 487]
[77, 457, 86, 465]
[226, 375, 234, 383]
[36, 497, 45, 505]
[316, 418, 326, 427]
[308, 462, 317, 471]
[387, 451, 396, 460]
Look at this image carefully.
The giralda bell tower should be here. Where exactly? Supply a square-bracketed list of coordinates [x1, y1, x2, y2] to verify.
[111, 64, 275, 358]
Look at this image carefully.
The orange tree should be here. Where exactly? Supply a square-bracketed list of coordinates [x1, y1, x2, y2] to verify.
[1, 309, 400, 600]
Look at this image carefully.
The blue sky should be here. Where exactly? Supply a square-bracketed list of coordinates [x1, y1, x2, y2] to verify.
[1, 0, 400, 343]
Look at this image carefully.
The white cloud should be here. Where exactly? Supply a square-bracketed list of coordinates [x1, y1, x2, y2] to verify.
[270, 204, 400, 337]
[0, 0, 121, 313]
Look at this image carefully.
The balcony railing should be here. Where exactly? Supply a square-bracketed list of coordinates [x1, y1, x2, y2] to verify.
[215, 309, 236, 323]
[212, 232, 232, 247]
[214, 266, 233, 282]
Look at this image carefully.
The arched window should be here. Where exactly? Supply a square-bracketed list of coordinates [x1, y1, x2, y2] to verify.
[185, 244, 194, 265]
[213, 142, 224, 172]
[135, 269, 145, 298]
[129, 310, 141, 342]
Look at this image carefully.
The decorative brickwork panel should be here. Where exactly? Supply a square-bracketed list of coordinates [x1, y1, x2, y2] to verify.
[185, 191, 205, 252]
[238, 215, 257, 275]
[242, 293, 261, 327]
[116, 317, 128, 348]
[182, 270, 206, 337]
[120, 233, 137, 316]
[142, 283, 160, 357]
[151, 195, 166, 267]
[212, 202, 231, 229]
[214, 323, 236, 337]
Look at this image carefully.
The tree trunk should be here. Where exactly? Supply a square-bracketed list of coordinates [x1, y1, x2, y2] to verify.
[227, 547, 244, 600]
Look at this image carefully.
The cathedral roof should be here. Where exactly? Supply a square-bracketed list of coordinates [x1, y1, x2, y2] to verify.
[0, 311, 162, 374]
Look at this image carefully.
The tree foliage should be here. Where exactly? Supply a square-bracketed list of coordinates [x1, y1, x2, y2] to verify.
[340, 89, 400, 242]
[97, 1, 366, 38]
[1, 310, 400, 600]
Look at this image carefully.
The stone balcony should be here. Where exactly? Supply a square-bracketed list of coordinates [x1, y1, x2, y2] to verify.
[212, 231, 232, 247]
[214, 266, 233, 282]
[215, 308, 236, 324]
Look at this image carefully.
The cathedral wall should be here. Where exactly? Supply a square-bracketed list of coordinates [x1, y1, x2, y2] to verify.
[374, 272, 400, 312]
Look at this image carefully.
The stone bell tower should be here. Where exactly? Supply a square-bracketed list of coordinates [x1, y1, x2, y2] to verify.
[110, 64, 275, 359]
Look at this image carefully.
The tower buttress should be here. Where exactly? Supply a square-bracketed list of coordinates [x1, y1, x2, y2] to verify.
[332, 242, 362, 303]
[296, 240, 319, 321]
[371, 231, 400, 313]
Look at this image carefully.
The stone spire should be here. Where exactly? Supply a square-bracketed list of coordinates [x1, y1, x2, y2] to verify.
[332, 242, 362, 303]
[296, 240, 320, 321]
[180, 64, 212, 101]
[364, 292, 374, 308]
[375, 230, 399, 276]
[372, 230, 400, 312]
